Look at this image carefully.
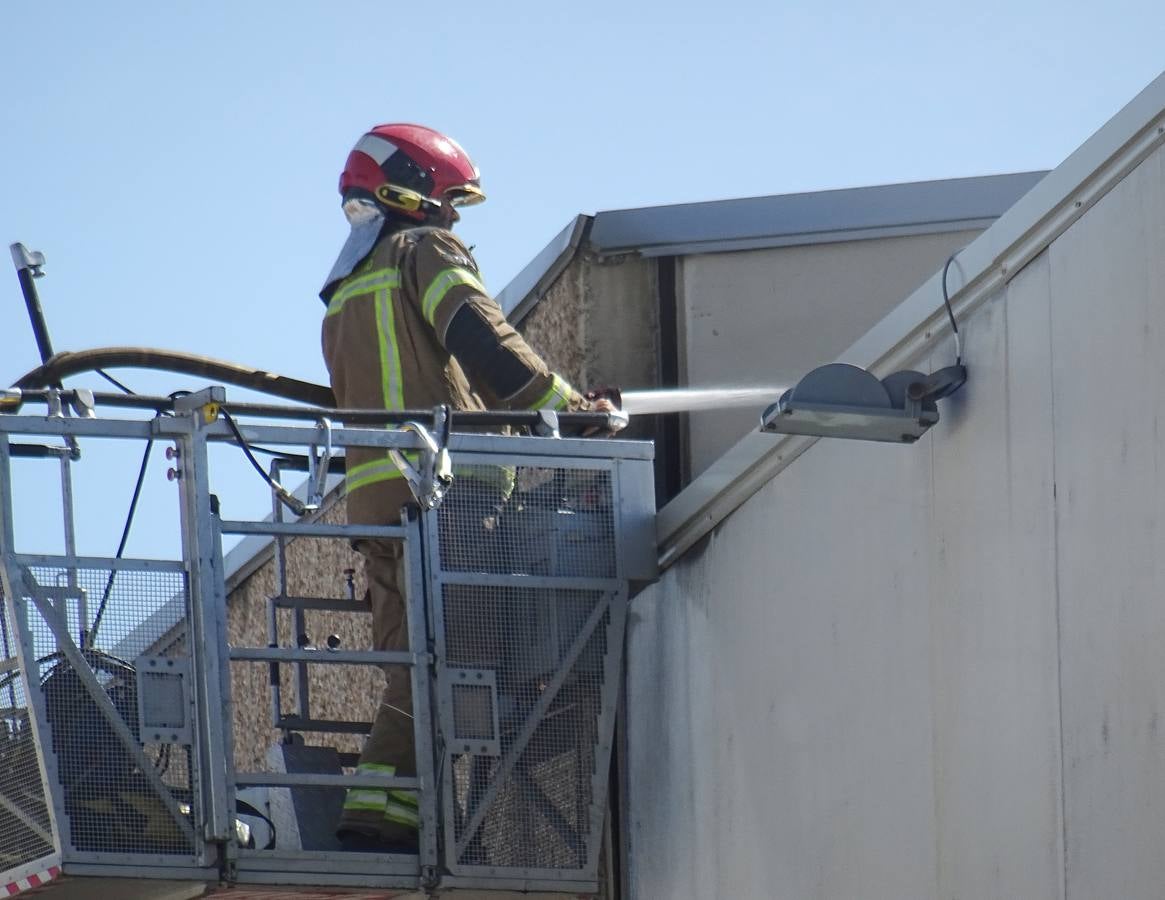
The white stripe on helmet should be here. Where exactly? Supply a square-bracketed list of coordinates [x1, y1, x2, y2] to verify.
[354, 134, 398, 166]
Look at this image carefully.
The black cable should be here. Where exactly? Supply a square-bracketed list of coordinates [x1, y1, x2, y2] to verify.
[941, 251, 964, 365]
[221, 407, 282, 491]
[87, 430, 156, 648]
[83, 383, 167, 647]
[240, 442, 303, 459]
[94, 368, 135, 394]
[220, 407, 306, 515]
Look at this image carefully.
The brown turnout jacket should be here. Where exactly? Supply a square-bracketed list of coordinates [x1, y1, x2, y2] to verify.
[321, 225, 590, 525]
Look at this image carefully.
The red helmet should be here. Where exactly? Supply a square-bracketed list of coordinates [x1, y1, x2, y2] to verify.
[339, 123, 485, 222]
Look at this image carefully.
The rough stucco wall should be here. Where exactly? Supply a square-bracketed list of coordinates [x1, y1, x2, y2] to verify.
[227, 491, 378, 772]
[519, 254, 588, 387]
[519, 251, 659, 397]
[580, 253, 657, 393]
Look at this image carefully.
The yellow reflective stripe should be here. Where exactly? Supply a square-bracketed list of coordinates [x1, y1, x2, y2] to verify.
[341, 762, 402, 812]
[530, 374, 573, 411]
[326, 268, 400, 317]
[452, 464, 516, 495]
[357, 763, 395, 774]
[343, 789, 387, 812]
[384, 800, 419, 828]
[342, 763, 413, 813]
[346, 456, 408, 493]
[421, 267, 486, 325]
[374, 288, 404, 410]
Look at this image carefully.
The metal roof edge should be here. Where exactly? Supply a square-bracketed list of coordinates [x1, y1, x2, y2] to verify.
[498, 173, 1044, 325]
[590, 171, 1047, 255]
[656, 69, 1165, 569]
[632, 217, 1000, 259]
[498, 216, 591, 321]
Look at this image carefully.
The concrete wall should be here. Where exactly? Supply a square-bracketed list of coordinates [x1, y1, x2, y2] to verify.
[624, 144, 1165, 899]
[680, 228, 983, 476]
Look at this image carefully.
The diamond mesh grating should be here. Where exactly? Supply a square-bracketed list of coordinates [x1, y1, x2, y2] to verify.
[0, 600, 54, 872]
[18, 566, 197, 856]
[440, 583, 612, 871]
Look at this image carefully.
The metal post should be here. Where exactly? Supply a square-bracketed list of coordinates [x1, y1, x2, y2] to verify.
[268, 460, 285, 731]
[56, 452, 85, 643]
[175, 416, 232, 853]
[402, 507, 439, 881]
[0, 438, 17, 553]
[210, 505, 240, 879]
[423, 504, 458, 873]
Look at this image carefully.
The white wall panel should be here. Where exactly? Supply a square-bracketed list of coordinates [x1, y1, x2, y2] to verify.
[627, 137, 1165, 900]
[629, 256, 1068, 898]
[629, 429, 939, 899]
[927, 254, 1063, 900]
[1049, 147, 1165, 899]
[680, 229, 982, 477]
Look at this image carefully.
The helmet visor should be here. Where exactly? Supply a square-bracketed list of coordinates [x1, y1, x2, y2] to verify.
[445, 184, 486, 207]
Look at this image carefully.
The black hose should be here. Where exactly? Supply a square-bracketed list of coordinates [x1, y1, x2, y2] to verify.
[13, 347, 336, 407]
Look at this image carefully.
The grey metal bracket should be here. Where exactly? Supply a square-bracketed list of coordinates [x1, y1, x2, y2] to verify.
[440, 668, 501, 757]
[68, 390, 95, 420]
[9, 243, 45, 276]
[305, 417, 333, 510]
[389, 419, 453, 510]
[533, 410, 560, 438]
[173, 386, 226, 426]
[44, 390, 63, 419]
[135, 655, 193, 744]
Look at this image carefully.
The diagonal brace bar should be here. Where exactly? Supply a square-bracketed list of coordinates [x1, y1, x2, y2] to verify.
[20, 570, 197, 846]
[0, 791, 53, 845]
[454, 593, 610, 860]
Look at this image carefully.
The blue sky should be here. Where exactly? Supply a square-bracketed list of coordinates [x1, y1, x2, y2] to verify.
[2, 1, 1163, 562]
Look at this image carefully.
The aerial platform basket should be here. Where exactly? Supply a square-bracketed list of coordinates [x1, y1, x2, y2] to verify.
[0, 391, 656, 897]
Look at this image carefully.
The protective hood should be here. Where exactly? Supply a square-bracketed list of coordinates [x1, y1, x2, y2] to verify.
[319, 198, 386, 303]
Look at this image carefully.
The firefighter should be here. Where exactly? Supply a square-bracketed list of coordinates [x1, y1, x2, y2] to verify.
[320, 123, 616, 853]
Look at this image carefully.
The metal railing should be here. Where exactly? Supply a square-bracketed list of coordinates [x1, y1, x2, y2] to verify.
[0, 387, 655, 895]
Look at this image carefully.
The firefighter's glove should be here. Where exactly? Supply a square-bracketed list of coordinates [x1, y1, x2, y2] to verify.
[583, 386, 627, 437]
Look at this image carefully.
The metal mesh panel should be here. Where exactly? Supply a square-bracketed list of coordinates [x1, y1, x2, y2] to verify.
[141, 670, 185, 730]
[0, 599, 54, 872]
[440, 464, 616, 578]
[451, 683, 496, 742]
[19, 566, 197, 856]
[441, 584, 612, 872]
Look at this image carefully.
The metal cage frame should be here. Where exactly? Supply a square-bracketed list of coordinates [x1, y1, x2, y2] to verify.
[0, 391, 655, 896]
